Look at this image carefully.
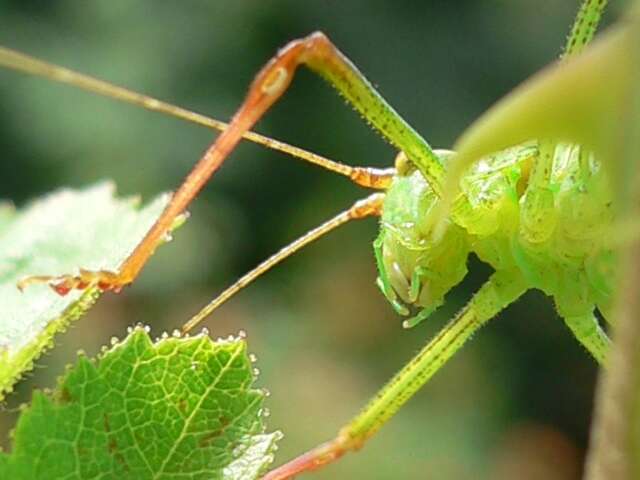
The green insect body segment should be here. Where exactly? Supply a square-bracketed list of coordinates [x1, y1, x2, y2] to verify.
[378, 143, 615, 336]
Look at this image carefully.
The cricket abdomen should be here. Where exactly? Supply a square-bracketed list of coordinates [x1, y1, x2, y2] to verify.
[467, 144, 615, 317]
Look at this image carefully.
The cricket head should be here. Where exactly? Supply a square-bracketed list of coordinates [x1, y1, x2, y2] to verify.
[375, 151, 470, 328]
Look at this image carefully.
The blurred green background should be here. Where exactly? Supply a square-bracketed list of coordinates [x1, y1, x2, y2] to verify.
[0, 1, 622, 478]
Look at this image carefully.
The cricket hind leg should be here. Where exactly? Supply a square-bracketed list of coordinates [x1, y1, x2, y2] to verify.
[263, 269, 527, 479]
[19, 31, 438, 296]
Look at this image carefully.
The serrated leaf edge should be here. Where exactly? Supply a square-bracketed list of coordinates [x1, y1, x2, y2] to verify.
[0, 287, 101, 401]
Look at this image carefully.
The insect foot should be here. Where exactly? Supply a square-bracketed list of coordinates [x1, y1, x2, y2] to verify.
[17, 268, 128, 295]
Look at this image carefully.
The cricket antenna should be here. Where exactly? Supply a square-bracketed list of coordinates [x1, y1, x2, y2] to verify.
[0, 46, 393, 190]
[9, 32, 400, 296]
[181, 192, 384, 334]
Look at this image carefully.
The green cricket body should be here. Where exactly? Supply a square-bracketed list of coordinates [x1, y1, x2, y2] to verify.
[377, 143, 615, 327]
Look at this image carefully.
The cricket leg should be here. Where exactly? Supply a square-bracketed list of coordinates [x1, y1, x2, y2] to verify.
[440, 0, 610, 228]
[562, 0, 609, 57]
[556, 290, 609, 365]
[263, 269, 527, 480]
[182, 192, 385, 333]
[373, 233, 410, 316]
[519, 140, 558, 244]
[19, 31, 440, 295]
[563, 312, 610, 365]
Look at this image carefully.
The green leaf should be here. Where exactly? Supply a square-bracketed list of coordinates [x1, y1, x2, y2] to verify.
[0, 326, 280, 479]
[0, 183, 171, 400]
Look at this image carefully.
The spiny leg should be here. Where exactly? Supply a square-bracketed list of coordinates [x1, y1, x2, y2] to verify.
[522, 144, 611, 364]
[562, 0, 609, 58]
[519, 0, 608, 244]
[441, 0, 610, 227]
[563, 312, 610, 365]
[19, 31, 445, 294]
[182, 193, 385, 333]
[263, 269, 528, 480]
[519, 140, 558, 243]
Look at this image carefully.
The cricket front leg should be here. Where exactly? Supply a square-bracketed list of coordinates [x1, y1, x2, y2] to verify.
[263, 270, 527, 479]
[18, 31, 437, 296]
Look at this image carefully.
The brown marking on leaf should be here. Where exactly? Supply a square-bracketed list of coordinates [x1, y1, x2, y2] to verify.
[59, 386, 71, 403]
[108, 438, 129, 471]
[198, 415, 231, 447]
[178, 398, 188, 415]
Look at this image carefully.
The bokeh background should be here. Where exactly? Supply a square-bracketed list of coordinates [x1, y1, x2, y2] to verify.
[0, 2, 624, 478]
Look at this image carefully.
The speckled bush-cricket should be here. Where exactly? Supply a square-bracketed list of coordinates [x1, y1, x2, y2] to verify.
[1, 0, 629, 477]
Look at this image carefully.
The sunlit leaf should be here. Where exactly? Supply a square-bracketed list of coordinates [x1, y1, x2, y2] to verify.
[0, 327, 280, 479]
[0, 183, 170, 399]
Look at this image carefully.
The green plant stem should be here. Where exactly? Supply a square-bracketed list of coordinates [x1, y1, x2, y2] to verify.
[584, 6, 640, 479]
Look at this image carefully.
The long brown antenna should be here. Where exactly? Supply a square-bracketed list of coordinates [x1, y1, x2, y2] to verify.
[182, 193, 384, 333]
[0, 46, 392, 189]
[11, 33, 399, 295]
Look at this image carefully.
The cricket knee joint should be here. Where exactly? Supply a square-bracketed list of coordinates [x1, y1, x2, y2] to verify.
[260, 66, 289, 96]
[303, 31, 333, 56]
[255, 31, 334, 100]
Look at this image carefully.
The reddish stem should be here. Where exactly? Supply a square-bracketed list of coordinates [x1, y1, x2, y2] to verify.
[263, 434, 359, 480]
